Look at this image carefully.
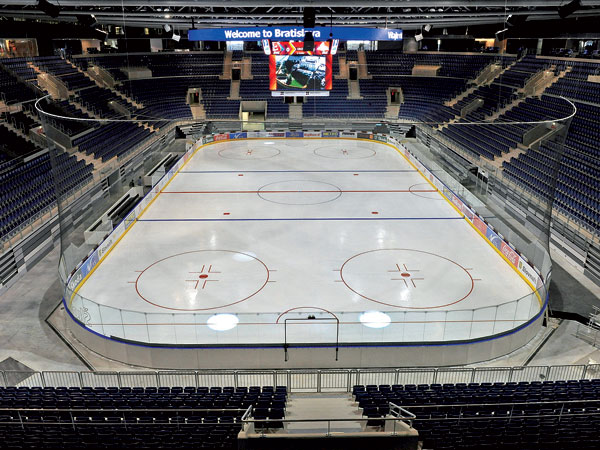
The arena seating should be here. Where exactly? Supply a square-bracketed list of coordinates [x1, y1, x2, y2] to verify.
[0, 385, 287, 448]
[73, 122, 152, 162]
[0, 150, 93, 238]
[0, 66, 38, 104]
[76, 85, 136, 119]
[353, 380, 600, 449]
[28, 99, 95, 137]
[2, 111, 41, 134]
[2, 50, 600, 238]
[364, 51, 504, 79]
[503, 99, 600, 231]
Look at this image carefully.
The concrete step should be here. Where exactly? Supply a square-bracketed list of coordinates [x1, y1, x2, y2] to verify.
[284, 393, 363, 434]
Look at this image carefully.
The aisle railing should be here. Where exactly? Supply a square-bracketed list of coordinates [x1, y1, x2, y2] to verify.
[3, 364, 600, 390]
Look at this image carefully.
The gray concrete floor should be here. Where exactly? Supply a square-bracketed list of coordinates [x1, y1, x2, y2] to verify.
[0, 247, 86, 372]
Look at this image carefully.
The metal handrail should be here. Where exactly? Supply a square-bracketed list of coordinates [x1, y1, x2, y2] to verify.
[2, 364, 598, 390]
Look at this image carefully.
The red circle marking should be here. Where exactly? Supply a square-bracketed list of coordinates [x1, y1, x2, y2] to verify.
[339, 248, 475, 310]
[401, 272, 411, 277]
[199, 274, 209, 279]
[275, 306, 339, 324]
[135, 250, 270, 311]
[409, 183, 443, 200]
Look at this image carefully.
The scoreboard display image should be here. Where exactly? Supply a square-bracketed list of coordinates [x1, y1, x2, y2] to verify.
[271, 40, 335, 55]
[269, 54, 333, 91]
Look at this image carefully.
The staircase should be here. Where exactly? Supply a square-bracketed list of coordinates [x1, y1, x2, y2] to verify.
[385, 105, 400, 119]
[69, 98, 103, 121]
[73, 148, 102, 171]
[489, 144, 527, 169]
[289, 104, 302, 120]
[68, 60, 144, 110]
[445, 83, 479, 108]
[30, 61, 69, 100]
[228, 80, 240, 100]
[335, 55, 349, 79]
[347, 80, 362, 99]
[1, 120, 34, 144]
[111, 87, 144, 109]
[532, 65, 572, 96]
[190, 104, 207, 120]
[221, 51, 233, 80]
[284, 393, 363, 434]
[357, 50, 371, 79]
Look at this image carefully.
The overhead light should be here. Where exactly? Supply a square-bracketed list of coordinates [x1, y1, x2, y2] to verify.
[424, 24, 432, 32]
[163, 24, 171, 32]
[558, 0, 581, 19]
[37, 0, 60, 18]
[207, 314, 239, 331]
[164, 14, 171, 19]
[359, 311, 391, 329]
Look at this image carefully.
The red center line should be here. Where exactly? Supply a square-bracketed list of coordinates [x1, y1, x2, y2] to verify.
[162, 189, 438, 194]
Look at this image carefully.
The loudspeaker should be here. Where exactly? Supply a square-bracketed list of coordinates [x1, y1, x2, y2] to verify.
[304, 31, 314, 52]
[37, 0, 60, 18]
[303, 7, 315, 28]
[77, 14, 97, 27]
[172, 33, 181, 42]
[164, 24, 171, 33]
[558, 0, 581, 19]
[424, 24, 432, 32]
[495, 28, 508, 41]
[506, 14, 528, 27]
[415, 33, 423, 42]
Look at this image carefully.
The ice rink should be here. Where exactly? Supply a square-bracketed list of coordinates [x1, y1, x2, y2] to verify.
[75, 138, 538, 346]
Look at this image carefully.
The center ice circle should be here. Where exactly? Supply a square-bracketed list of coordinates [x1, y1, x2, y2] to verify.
[313, 145, 376, 159]
[258, 180, 342, 205]
[340, 249, 474, 309]
[135, 250, 270, 311]
[218, 145, 281, 159]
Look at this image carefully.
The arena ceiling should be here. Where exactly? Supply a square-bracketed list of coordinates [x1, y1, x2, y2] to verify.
[1, 0, 600, 30]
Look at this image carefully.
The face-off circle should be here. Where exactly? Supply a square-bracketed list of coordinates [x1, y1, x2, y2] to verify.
[313, 145, 376, 159]
[218, 144, 281, 160]
[409, 183, 443, 200]
[257, 180, 342, 205]
[340, 248, 475, 309]
[134, 250, 270, 311]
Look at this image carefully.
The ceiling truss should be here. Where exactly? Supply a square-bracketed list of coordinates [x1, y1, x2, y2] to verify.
[0, 1, 600, 31]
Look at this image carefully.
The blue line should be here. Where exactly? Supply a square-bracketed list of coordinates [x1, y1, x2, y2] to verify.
[137, 217, 464, 222]
[178, 170, 418, 174]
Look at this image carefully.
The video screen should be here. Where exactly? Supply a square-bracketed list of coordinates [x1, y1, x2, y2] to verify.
[271, 41, 332, 55]
[269, 54, 332, 91]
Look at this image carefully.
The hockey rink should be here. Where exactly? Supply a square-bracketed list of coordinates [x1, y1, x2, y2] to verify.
[74, 138, 539, 346]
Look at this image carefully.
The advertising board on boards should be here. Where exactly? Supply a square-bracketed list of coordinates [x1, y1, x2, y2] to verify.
[304, 132, 321, 138]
